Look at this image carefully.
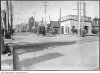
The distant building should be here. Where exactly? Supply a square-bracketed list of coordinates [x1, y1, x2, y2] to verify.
[28, 16, 34, 32]
[48, 21, 60, 34]
[15, 23, 28, 32]
[91, 17, 100, 34]
[20, 23, 28, 32]
[28, 16, 38, 32]
[15, 24, 21, 32]
[61, 15, 92, 35]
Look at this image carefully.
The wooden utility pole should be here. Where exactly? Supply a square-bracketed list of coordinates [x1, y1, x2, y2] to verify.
[6, 0, 9, 33]
[78, 1, 81, 36]
[73, 1, 83, 37]
[44, 1, 48, 34]
[83, 2, 86, 17]
[59, 8, 61, 34]
[82, 2, 86, 29]
[34, 11, 35, 27]
[10, 0, 13, 35]
[44, 1, 47, 27]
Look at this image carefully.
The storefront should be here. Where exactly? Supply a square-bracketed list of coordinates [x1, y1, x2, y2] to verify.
[61, 15, 92, 35]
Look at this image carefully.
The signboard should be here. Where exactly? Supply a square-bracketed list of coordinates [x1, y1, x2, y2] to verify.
[61, 15, 91, 22]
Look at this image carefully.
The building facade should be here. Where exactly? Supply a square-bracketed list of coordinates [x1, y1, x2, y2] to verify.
[91, 17, 100, 34]
[49, 21, 60, 34]
[61, 15, 92, 35]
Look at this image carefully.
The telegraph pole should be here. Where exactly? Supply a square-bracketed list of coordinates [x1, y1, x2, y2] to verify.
[59, 8, 61, 34]
[73, 1, 82, 37]
[10, 0, 13, 36]
[34, 11, 35, 27]
[44, 1, 47, 26]
[44, 1, 48, 34]
[10, 0, 12, 27]
[6, 0, 9, 33]
[73, 1, 86, 37]
[81, 2, 86, 37]
[82, 2, 86, 29]
[79, 1, 81, 36]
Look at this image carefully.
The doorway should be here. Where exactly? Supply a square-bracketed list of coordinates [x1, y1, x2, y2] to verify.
[61, 26, 64, 34]
[84, 26, 89, 34]
[68, 27, 69, 34]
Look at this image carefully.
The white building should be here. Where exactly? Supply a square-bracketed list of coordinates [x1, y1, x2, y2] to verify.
[61, 15, 92, 35]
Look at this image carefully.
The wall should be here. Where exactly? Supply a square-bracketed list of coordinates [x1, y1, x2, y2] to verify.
[61, 20, 92, 35]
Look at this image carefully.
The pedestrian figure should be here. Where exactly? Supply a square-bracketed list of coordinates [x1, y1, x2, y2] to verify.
[75, 29, 78, 34]
[71, 29, 75, 35]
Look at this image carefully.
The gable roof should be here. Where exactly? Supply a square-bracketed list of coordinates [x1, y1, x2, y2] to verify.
[50, 21, 60, 28]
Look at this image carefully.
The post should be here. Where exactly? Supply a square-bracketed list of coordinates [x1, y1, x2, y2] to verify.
[78, 1, 81, 36]
[6, 0, 9, 33]
[9, 0, 13, 38]
[10, 0, 13, 35]
[44, 1, 47, 34]
[44, 1, 47, 26]
[34, 11, 35, 27]
[59, 8, 61, 34]
[82, 2, 86, 37]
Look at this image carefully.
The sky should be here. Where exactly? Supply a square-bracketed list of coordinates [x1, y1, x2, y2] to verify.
[1, 1, 99, 27]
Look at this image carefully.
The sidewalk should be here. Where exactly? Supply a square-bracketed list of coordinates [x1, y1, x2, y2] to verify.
[1, 38, 13, 70]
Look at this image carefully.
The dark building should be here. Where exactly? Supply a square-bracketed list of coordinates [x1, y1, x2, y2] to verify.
[28, 16, 38, 32]
[48, 21, 60, 34]
[91, 17, 100, 34]
[28, 16, 34, 32]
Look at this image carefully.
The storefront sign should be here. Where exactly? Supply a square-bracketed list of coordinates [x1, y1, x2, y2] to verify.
[61, 15, 91, 22]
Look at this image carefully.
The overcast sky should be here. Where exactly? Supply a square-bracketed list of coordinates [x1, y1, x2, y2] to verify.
[1, 1, 99, 27]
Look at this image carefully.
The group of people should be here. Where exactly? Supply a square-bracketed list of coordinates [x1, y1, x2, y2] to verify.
[71, 28, 86, 37]
[71, 28, 78, 35]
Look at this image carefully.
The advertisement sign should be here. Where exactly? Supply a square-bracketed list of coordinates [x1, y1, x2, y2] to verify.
[61, 15, 91, 22]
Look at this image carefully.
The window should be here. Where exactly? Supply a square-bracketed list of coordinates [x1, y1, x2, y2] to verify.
[65, 27, 67, 33]
[72, 26, 75, 29]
